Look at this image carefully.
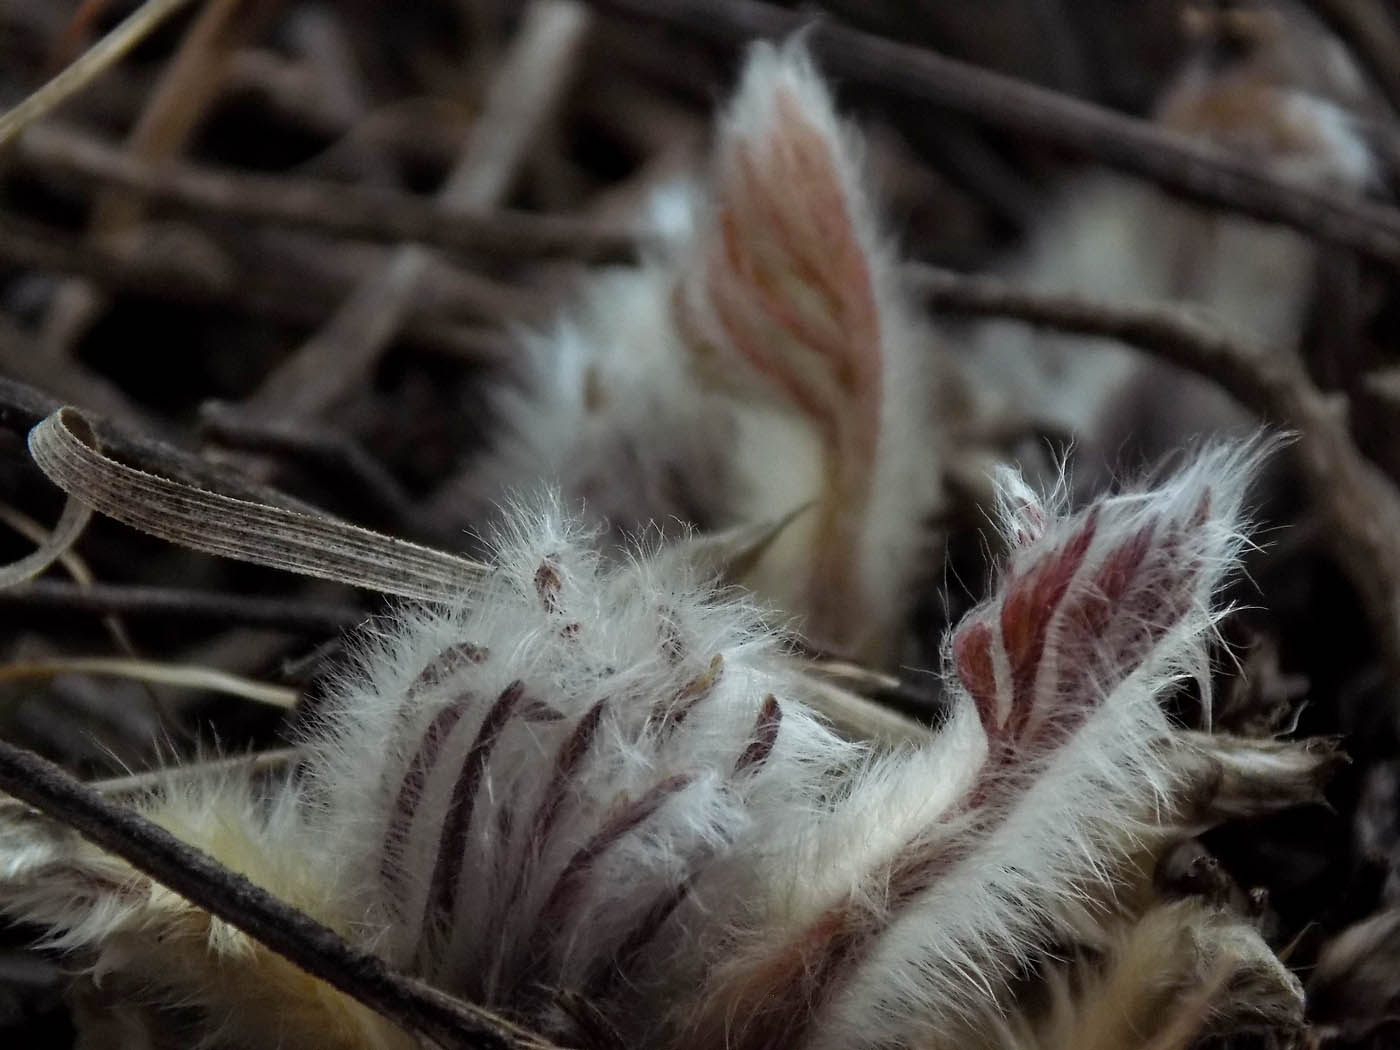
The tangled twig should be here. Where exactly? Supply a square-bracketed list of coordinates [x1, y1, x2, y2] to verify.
[912, 264, 1400, 680]
[0, 578, 364, 634]
[246, 0, 593, 419]
[587, 0, 1400, 269]
[15, 125, 640, 262]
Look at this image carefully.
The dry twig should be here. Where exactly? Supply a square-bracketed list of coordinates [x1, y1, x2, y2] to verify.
[586, 0, 1400, 269]
[0, 578, 364, 634]
[16, 124, 641, 262]
[90, 0, 282, 232]
[36, 0, 282, 361]
[1303, 0, 1400, 116]
[0, 217, 517, 360]
[198, 402, 428, 535]
[247, 0, 593, 418]
[0, 0, 198, 150]
[0, 656, 298, 707]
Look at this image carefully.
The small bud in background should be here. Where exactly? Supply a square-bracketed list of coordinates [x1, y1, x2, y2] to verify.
[965, 0, 1377, 488]
[454, 41, 952, 665]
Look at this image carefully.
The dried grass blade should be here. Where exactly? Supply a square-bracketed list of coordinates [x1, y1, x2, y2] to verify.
[0, 656, 298, 707]
[0, 495, 91, 590]
[28, 407, 487, 602]
[0, 0, 198, 151]
[0, 412, 97, 589]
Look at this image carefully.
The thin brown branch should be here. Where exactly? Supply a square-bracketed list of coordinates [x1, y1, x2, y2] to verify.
[0, 216, 519, 360]
[247, 0, 593, 419]
[909, 264, 1400, 679]
[0, 736, 570, 1050]
[89, 0, 283, 234]
[0, 502, 143, 662]
[0, 579, 364, 634]
[16, 125, 641, 262]
[37, 0, 282, 361]
[909, 266, 1313, 419]
[0, 656, 298, 707]
[0, 0, 198, 150]
[1302, 0, 1400, 117]
[0, 748, 296, 819]
[197, 402, 433, 536]
[0, 312, 147, 425]
[586, 0, 1400, 269]
[0, 214, 243, 304]
[0, 501, 166, 745]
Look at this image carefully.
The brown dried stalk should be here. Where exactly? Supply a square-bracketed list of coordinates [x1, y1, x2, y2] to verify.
[0, 311, 146, 424]
[586, 0, 1400, 269]
[0, 216, 516, 360]
[0, 503, 143, 659]
[910, 264, 1400, 681]
[0, 0, 197, 150]
[16, 125, 640, 262]
[0, 579, 363, 634]
[88, 0, 283, 233]
[0, 736, 570, 1050]
[0, 656, 297, 707]
[37, 0, 282, 359]
[247, 0, 593, 419]
[198, 402, 429, 536]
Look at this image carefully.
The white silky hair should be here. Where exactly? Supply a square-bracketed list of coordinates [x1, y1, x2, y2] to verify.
[305, 496, 868, 1010]
[0, 493, 870, 1047]
[0, 442, 1333, 1050]
[673, 440, 1283, 1050]
[0, 769, 416, 1050]
[975, 900, 1305, 1050]
[461, 268, 737, 551]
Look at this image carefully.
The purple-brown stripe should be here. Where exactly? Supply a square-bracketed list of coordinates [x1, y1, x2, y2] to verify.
[734, 695, 782, 775]
[408, 641, 488, 697]
[535, 557, 562, 612]
[491, 699, 610, 933]
[586, 875, 697, 999]
[527, 699, 608, 857]
[521, 774, 694, 979]
[379, 696, 472, 889]
[421, 681, 525, 946]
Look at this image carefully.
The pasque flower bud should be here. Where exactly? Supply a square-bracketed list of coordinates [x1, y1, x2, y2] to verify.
[0, 441, 1334, 1050]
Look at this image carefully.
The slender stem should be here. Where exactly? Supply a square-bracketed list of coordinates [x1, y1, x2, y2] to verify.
[0, 578, 365, 634]
[0, 0, 198, 150]
[586, 0, 1400, 269]
[15, 125, 641, 262]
